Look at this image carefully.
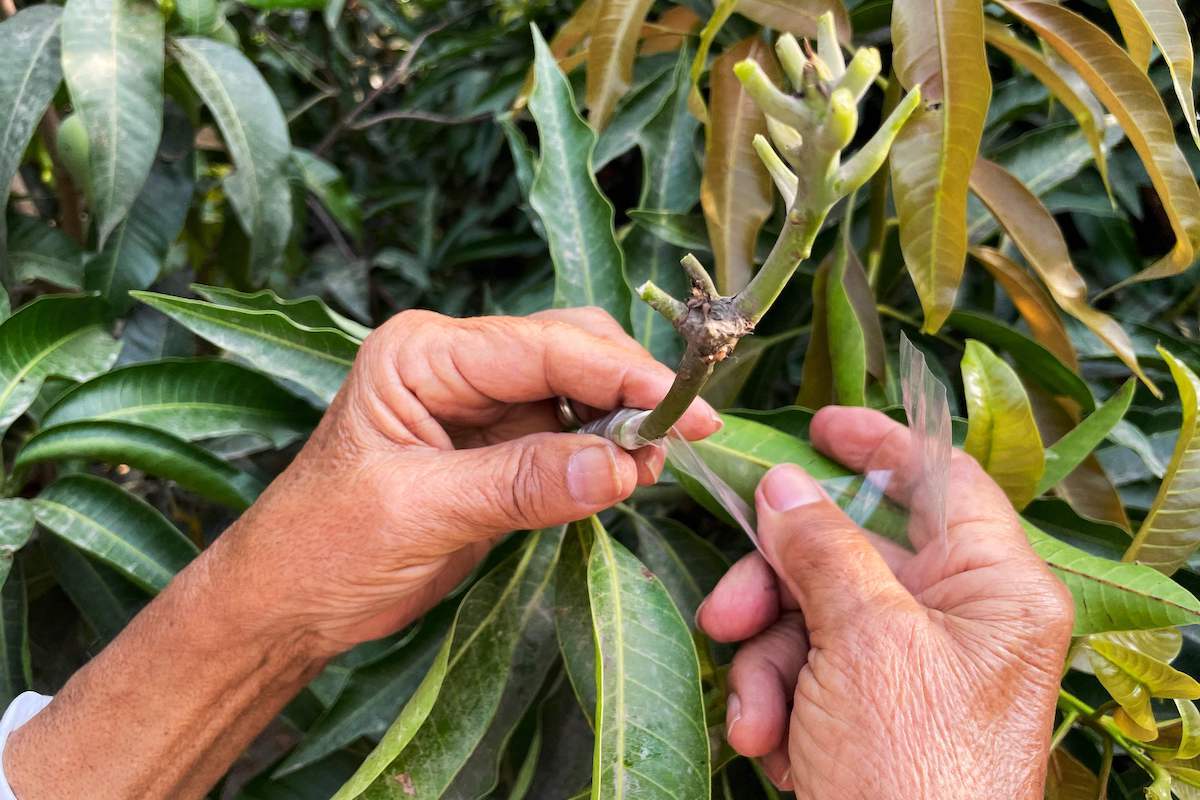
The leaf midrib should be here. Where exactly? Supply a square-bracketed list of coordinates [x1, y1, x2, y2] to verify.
[34, 498, 174, 590]
[0, 324, 101, 414]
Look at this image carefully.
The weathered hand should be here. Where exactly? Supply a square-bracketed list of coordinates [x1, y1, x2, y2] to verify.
[697, 406, 1073, 799]
[207, 307, 720, 657]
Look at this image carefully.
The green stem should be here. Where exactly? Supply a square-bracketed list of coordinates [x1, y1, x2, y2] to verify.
[734, 213, 824, 325]
[1049, 709, 1079, 751]
[638, 344, 715, 441]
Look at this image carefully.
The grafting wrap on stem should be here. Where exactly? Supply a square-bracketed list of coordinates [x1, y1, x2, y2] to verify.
[633, 13, 921, 442]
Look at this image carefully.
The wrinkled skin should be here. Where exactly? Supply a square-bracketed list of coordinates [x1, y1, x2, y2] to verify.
[697, 406, 1074, 799]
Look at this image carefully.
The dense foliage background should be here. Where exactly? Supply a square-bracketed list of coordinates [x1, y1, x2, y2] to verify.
[5, 0, 1200, 796]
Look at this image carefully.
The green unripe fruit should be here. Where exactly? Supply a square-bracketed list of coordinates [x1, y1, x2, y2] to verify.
[174, 0, 219, 35]
[55, 113, 90, 195]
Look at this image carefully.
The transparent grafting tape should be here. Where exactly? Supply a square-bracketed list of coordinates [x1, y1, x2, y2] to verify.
[577, 333, 951, 556]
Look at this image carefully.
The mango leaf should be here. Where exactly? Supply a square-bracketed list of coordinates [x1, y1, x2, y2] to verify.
[1025, 524, 1200, 634]
[0, 294, 121, 439]
[0, 501, 34, 589]
[172, 37, 293, 278]
[42, 359, 318, 448]
[998, 0, 1200, 290]
[945, 310, 1092, 412]
[1037, 380, 1136, 495]
[15, 420, 264, 510]
[528, 27, 631, 329]
[586, 516, 710, 799]
[7, 213, 83, 289]
[624, 509, 728, 625]
[1045, 748, 1100, 800]
[736, 0, 852, 42]
[826, 223, 884, 407]
[191, 284, 371, 341]
[0, 563, 29, 707]
[40, 534, 146, 642]
[0, 6, 62, 269]
[797, 260, 834, 409]
[1108, 0, 1154, 69]
[628, 209, 710, 253]
[333, 528, 563, 800]
[982, 20, 1109, 194]
[130, 292, 358, 405]
[556, 521, 597, 727]
[627, 50, 699, 364]
[33, 474, 197, 593]
[961, 340, 1044, 509]
[61, 0, 163, 246]
[685, 0, 736, 123]
[1123, 348, 1200, 575]
[586, 0, 656, 130]
[512, 0, 598, 112]
[639, 6, 701, 56]
[276, 611, 451, 777]
[1089, 638, 1200, 729]
[591, 58, 676, 171]
[1110, 0, 1197, 147]
[293, 149, 363, 241]
[1077, 629, 1185, 673]
[890, 0, 991, 332]
[969, 246, 1077, 372]
[83, 109, 194, 315]
[969, 157, 1156, 395]
[701, 37, 776, 294]
[1165, 699, 1200, 761]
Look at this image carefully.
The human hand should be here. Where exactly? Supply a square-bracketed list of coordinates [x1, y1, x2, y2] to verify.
[696, 406, 1073, 799]
[206, 307, 721, 658]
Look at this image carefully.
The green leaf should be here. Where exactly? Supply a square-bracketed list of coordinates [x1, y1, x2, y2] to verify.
[192, 284, 372, 341]
[6, 213, 83, 289]
[961, 339, 1045, 509]
[797, 260, 834, 409]
[1037, 380, 1136, 495]
[826, 221, 884, 407]
[172, 37, 293, 278]
[335, 528, 564, 800]
[83, 108, 194, 315]
[593, 57, 677, 171]
[61, 0, 164, 245]
[556, 521, 597, 727]
[587, 516, 710, 799]
[704, 328, 804, 410]
[585, 0, 655, 130]
[41, 534, 146, 642]
[0, 562, 30, 707]
[0, 294, 121, 439]
[625, 510, 728, 625]
[276, 611, 451, 777]
[0, 500, 34, 589]
[945, 310, 1094, 412]
[0, 6, 62, 269]
[628, 209, 710, 253]
[1025, 523, 1200, 634]
[42, 358, 319, 448]
[1124, 348, 1200, 575]
[16, 420, 263, 510]
[890, 0, 992, 332]
[293, 148, 363, 241]
[131, 292, 358, 405]
[33, 474, 197, 593]
[1089, 638, 1200, 729]
[626, 50, 699, 363]
[528, 27, 631, 329]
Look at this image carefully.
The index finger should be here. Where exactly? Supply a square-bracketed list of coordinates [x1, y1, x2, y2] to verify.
[809, 406, 1023, 550]
[385, 311, 722, 441]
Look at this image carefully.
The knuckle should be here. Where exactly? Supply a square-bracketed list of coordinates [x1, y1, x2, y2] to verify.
[503, 439, 558, 529]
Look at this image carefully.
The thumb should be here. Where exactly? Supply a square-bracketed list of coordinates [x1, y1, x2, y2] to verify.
[755, 464, 914, 635]
[428, 433, 638, 537]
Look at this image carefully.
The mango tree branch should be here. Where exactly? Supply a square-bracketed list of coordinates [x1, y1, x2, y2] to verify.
[631, 13, 920, 442]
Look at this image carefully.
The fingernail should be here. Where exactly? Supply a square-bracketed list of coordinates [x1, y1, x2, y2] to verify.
[708, 408, 724, 430]
[776, 768, 793, 790]
[762, 465, 823, 512]
[694, 597, 709, 628]
[725, 692, 742, 738]
[568, 445, 621, 505]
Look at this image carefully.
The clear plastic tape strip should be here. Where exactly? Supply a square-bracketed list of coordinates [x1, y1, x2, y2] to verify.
[898, 334, 951, 551]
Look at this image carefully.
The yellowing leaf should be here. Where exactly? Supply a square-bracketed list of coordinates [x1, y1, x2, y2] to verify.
[889, 0, 991, 332]
[1112, 706, 1160, 741]
[586, 0, 657, 130]
[1124, 348, 1200, 575]
[639, 6, 701, 55]
[961, 339, 1044, 509]
[686, 0, 737, 122]
[701, 37, 777, 293]
[999, 0, 1200, 290]
[970, 247, 1077, 373]
[1045, 748, 1099, 800]
[1073, 629, 1184, 673]
[1106, 0, 1198, 147]
[968, 157, 1157, 396]
[1089, 638, 1200, 730]
[982, 20, 1110, 194]
[514, 1, 598, 111]
[1156, 699, 1200, 762]
[736, 0, 852, 43]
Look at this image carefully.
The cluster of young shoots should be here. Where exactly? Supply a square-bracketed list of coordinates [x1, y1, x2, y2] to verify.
[635, 12, 922, 440]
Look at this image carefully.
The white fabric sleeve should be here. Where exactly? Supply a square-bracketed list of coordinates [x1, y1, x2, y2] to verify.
[0, 692, 52, 800]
